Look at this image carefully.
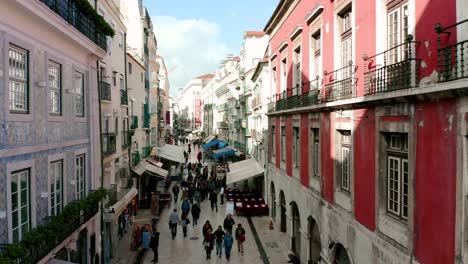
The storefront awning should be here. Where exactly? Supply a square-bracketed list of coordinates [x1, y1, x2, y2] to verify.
[109, 187, 138, 217]
[132, 161, 146, 176]
[203, 135, 215, 143]
[218, 141, 229, 148]
[132, 160, 168, 178]
[212, 147, 236, 159]
[157, 144, 185, 163]
[202, 139, 220, 150]
[226, 158, 264, 185]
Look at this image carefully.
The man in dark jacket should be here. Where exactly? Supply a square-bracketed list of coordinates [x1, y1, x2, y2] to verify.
[191, 202, 201, 226]
[150, 229, 160, 263]
[209, 190, 218, 212]
[223, 214, 235, 235]
[172, 184, 180, 203]
[213, 226, 226, 258]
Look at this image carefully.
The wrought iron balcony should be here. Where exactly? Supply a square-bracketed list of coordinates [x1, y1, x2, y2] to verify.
[120, 89, 128, 105]
[130, 116, 138, 129]
[324, 62, 357, 102]
[102, 132, 116, 155]
[100, 81, 111, 101]
[267, 77, 323, 113]
[132, 151, 140, 167]
[363, 35, 420, 95]
[121, 131, 129, 148]
[436, 20, 468, 82]
[39, 0, 108, 50]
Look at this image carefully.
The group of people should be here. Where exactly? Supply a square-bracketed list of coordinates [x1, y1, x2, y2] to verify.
[130, 223, 160, 263]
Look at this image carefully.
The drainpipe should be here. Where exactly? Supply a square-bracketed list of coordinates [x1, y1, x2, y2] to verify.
[96, 59, 105, 264]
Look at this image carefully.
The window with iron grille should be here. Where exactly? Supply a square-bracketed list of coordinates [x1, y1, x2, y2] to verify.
[75, 72, 84, 117]
[388, 2, 409, 63]
[48, 61, 61, 115]
[9, 45, 28, 113]
[76, 154, 86, 200]
[11, 169, 30, 243]
[50, 160, 63, 216]
[338, 130, 351, 192]
[293, 127, 300, 168]
[386, 133, 409, 220]
[281, 126, 286, 162]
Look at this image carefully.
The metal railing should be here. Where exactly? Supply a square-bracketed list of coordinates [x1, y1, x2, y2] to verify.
[267, 77, 323, 113]
[324, 62, 357, 102]
[130, 116, 138, 129]
[120, 90, 128, 105]
[40, 0, 107, 50]
[436, 20, 468, 82]
[102, 132, 116, 155]
[106, 184, 118, 207]
[100, 81, 111, 101]
[363, 35, 420, 95]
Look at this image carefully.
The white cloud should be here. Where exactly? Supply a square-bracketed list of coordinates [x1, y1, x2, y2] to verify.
[152, 16, 231, 97]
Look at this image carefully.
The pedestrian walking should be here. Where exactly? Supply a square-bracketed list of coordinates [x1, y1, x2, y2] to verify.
[181, 198, 191, 215]
[223, 214, 235, 235]
[169, 209, 181, 240]
[214, 226, 226, 258]
[142, 226, 151, 251]
[172, 184, 180, 203]
[202, 221, 213, 240]
[194, 188, 202, 204]
[287, 251, 300, 264]
[235, 223, 246, 255]
[204, 229, 214, 260]
[219, 186, 225, 204]
[197, 150, 202, 164]
[188, 145, 191, 155]
[181, 212, 190, 237]
[150, 229, 160, 263]
[223, 231, 234, 261]
[191, 202, 201, 226]
[209, 190, 218, 212]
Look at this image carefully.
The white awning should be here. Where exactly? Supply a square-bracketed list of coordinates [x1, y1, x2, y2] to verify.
[132, 161, 146, 176]
[145, 161, 169, 178]
[157, 144, 185, 163]
[109, 187, 138, 217]
[203, 135, 215, 143]
[226, 158, 264, 185]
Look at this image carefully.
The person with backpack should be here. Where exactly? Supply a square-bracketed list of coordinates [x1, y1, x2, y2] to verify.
[235, 223, 246, 255]
[181, 198, 191, 215]
[224, 231, 234, 261]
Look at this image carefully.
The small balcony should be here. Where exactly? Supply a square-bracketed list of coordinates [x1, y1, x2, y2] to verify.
[142, 146, 152, 159]
[267, 77, 322, 113]
[436, 20, 468, 82]
[363, 35, 420, 95]
[100, 81, 111, 101]
[121, 131, 129, 148]
[102, 132, 116, 155]
[324, 62, 357, 102]
[120, 90, 128, 105]
[130, 116, 138, 129]
[39, 0, 110, 50]
[132, 151, 140, 167]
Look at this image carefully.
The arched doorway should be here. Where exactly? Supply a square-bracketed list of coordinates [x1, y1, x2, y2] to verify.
[279, 190, 286, 232]
[334, 243, 351, 264]
[290, 202, 301, 258]
[308, 216, 321, 264]
[270, 182, 276, 219]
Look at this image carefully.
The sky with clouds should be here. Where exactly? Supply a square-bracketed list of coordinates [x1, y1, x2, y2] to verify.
[143, 0, 278, 97]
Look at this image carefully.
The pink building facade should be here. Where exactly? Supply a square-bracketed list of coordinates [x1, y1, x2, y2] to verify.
[264, 0, 468, 263]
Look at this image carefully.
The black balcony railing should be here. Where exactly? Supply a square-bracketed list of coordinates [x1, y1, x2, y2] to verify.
[40, 0, 108, 50]
[324, 63, 357, 102]
[364, 35, 420, 95]
[436, 20, 468, 82]
[267, 77, 323, 112]
[121, 131, 129, 148]
[100, 81, 111, 101]
[106, 184, 118, 207]
[120, 90, 128, 105]
[130, 116, 138, 129]
[102, 132, 116, 155]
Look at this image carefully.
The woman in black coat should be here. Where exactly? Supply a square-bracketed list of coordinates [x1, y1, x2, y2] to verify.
[191, 202, 201, 226]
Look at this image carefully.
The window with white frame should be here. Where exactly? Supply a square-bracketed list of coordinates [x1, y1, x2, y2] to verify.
[292, 127, 300, 169]
[338, 130, 351, 192]
[272, 66, 277, 91]
[312, 128, 320, 177]
[271, 126, 276, 158]
[281, 126, 286, 162]
[386, 133, 409, 220]
[48, 61, 61, 115]
[339, 7, 353, 77]
[311, 31, 321, 84]
[281, 58, 287, 93]
[49, 160, 63, 216]
[74, 72, 84, 117]
[293, 47, 301, 92]
[76, 154, 86, 200]
[9, 45, 29, 113]
[388, 2, 409, 64]
[11, 169, 30, 243]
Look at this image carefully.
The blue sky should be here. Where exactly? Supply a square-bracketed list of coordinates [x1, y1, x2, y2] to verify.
[143, 0, 278, 97]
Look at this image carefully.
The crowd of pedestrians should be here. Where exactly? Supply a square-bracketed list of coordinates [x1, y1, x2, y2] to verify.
[162, 143, 247, 261]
